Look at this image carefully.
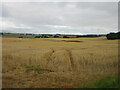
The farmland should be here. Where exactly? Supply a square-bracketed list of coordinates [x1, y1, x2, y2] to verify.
[2, 37, 118, 88]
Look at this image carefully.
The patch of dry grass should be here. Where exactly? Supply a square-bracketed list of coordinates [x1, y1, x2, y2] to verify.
[2, 37, 118, 88]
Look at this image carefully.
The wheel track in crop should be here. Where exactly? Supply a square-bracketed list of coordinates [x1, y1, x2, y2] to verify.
[39, 48, 55, 71]
[47, 48, 55, 62]
[45, 48, 74, 71]
[65, 49, 74, 70]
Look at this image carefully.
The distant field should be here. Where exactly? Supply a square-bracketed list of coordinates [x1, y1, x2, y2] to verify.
[2, 37, 118, 88]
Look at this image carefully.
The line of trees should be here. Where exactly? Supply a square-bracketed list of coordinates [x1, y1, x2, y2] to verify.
[106, 32, 120, 40]
[76, 35, 105, 38]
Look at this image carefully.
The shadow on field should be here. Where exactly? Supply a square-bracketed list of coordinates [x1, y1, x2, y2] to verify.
[61, 40, 83, 42]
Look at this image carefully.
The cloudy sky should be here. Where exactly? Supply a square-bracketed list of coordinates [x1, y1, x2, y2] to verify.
[0, 2, 118, 35]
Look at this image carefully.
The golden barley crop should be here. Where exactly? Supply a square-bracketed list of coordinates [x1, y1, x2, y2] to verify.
[2, 37, 118, 88]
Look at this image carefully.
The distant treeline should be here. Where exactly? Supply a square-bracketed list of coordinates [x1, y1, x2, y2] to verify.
[1, 32, 120, 40]
[76, 34, 105, 38]
[1, 33, 106, 38]
[106, 32, 120, 40]
[35, 34, 105, 38]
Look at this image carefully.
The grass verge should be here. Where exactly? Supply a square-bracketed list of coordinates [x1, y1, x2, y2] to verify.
[85, 76, 119, 88]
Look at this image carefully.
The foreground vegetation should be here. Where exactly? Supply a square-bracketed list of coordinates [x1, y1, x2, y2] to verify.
[2, 37, 118, 88]
[85, 76, 119, 88]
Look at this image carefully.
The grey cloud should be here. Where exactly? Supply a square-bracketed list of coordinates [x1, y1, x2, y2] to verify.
[1, 2, 118, 34]
[0, 4, 11, 17]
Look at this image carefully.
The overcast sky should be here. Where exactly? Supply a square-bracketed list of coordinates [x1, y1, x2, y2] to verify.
[0, 2, 118, 35]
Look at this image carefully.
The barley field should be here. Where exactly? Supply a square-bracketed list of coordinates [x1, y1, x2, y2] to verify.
[2, 37, 118, 88]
